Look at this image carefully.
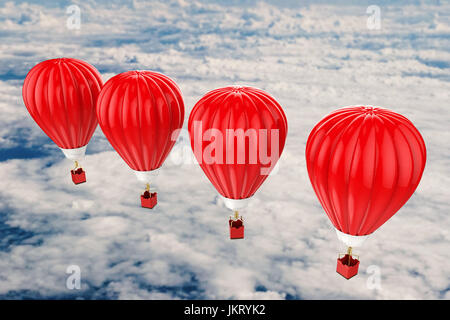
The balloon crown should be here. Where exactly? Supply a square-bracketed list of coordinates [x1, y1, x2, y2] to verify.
[230, 85, 245, 91]
[358, 105, 380, 114]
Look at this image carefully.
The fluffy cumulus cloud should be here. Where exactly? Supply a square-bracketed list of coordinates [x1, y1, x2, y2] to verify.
[0, 0, 449, 299]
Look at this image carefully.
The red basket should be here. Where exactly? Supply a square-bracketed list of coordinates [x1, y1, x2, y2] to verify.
[71, 168, 86, 185]
[229, 218, 244, 239]
[336, 254, 360, 279]
[141, 191, 157, 209]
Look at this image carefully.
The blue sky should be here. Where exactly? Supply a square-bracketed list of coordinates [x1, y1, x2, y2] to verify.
[0, 0, 449, 299]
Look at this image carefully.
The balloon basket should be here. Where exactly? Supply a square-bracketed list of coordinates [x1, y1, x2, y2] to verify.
[229, 218, 244, 239]
[71, 168, 86, 185]
[141, 191, 157, 209]
[336, 254, 360, 279]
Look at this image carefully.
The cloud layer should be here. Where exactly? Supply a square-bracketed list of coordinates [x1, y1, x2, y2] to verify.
[0, 0, 449, 299]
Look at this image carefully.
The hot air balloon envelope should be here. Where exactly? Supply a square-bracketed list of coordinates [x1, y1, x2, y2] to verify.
[22, 58, 103, 183]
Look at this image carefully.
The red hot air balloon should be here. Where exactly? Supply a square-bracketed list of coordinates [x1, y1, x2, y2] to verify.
[306, 106, 426, 279]
[22, 58, 103, 184]
[96, 71, 184, 209]
[188, 86, 288, 239]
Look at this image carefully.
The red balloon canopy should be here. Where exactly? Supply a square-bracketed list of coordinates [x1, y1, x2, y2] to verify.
[306, 106, 426, 236]
[22, 58, 103, 149]
[188, 86, 288, 200]
[96, 71, 185, 172]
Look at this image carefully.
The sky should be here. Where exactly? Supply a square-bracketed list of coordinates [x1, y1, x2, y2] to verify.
[0, 0, 449, 299]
